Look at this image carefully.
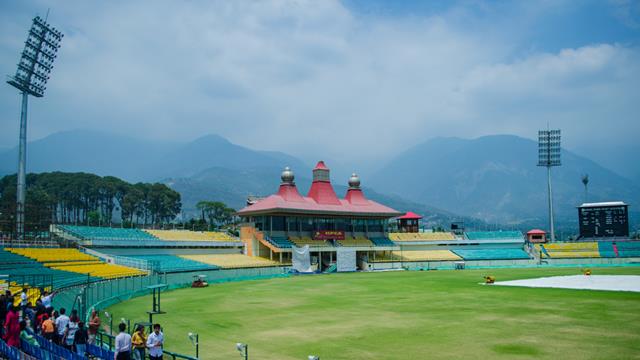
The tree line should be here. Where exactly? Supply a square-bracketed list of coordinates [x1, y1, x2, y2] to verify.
[0, 172, 181, 233]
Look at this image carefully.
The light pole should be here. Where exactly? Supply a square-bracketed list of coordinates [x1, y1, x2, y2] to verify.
[537, 128, 561, 242]
[6, 15, 63, 240]
[188, 332, 199, 359]
[236, 343, 248, 360]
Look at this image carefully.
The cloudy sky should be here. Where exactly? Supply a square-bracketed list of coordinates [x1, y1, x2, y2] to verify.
[1, 0, 639, 168]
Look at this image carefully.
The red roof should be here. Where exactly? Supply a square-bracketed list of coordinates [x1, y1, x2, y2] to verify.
[237, 189, 401, 216]
[307, 180, 341, 205]
[314, 161, 329, 170]
[527, 229, 546, 235]
[237, 162, 401, 217]
[398, 211, 423, 220]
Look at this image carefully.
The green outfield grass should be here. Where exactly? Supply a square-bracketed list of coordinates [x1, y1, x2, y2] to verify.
[108, 267, 640, 360]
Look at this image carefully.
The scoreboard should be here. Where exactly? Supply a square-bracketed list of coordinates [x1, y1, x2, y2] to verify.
[578, 202, 629, 238]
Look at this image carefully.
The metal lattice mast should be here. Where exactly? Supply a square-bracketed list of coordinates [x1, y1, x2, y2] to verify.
[7, 15, 63, 240]
[537, 128, 561, 242]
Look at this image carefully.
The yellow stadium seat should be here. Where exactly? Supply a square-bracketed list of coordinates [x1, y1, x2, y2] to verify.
[6, 248, 146, 279]
[180, 254, 282, 269]
[145, 230, 237, 242]
[388, 232, 456, 241]
[392, 250, 461, 261]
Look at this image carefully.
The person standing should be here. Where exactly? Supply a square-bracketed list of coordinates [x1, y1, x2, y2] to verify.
[3, 304, 20, 347]
[19, 320, 39, 347]
[63, 314, 79, 351]
[146, 323, 164, 360]
[131, 325, 147, 360]
[114, 322, 132, 360]
[0, 293, 7, 338]
[40, 291, 53, 311]
[41, 313, 55, 342]
[54, 307, 69, 345]
[74, 321, 88, 357]
[19, 289, 28, 314]
[88, 309, 101, 345]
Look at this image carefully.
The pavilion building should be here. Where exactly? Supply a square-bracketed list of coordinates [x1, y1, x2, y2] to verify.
[237, 161, 402, 270]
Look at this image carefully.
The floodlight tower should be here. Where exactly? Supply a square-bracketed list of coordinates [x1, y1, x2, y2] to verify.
[6, 15, 63, 240]
[537, 128, 561, 242]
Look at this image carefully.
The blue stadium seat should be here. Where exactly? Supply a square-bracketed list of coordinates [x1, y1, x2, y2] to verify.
[123, 254, 220, 272]
[452, 248, 531, 260]
[599, 241, 640, 258]
[464, 231, 523, 241]
[267, 236, 293, 249]
[369, 237, 396, 246]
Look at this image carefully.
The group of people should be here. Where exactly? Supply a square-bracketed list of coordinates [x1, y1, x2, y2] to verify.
[115, 323, 164, 360]
[0, 289, 101, 357]
[2, 288, 165, 360]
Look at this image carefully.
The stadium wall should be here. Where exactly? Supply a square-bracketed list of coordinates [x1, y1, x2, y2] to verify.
[363, 257, 640, 271]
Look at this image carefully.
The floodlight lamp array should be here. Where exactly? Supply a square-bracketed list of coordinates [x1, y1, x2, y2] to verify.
[7, 16, 63, 97]
[537, 129, 561, 167]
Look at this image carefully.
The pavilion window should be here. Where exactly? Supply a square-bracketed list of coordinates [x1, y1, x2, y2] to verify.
[301, 217, 313, 231]
[254, 216, 265, 231]
[272, 216, 286, 231]
[367, 219, 383, 232]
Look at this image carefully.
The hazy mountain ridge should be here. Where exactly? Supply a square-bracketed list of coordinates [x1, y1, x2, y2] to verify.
[369, 135, 640, 230]
[1, 130, 637, 232]
[0, 130, 310, 182]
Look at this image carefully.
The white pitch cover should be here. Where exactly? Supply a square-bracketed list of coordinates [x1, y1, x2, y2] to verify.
[337, 248, 356, 272]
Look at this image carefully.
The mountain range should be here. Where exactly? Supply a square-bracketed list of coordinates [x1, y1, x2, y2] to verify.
[0, 130, 638, 232]
[0, 130, 309, 182]
[370, 135, 640, 230]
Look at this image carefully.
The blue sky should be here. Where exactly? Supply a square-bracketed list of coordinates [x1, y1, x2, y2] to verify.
[0, 0, 639, 171]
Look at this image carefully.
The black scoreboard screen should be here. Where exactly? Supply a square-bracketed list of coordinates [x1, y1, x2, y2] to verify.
[578, 203, 629, 238]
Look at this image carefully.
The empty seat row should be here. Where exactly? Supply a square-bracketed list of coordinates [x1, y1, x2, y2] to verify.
[388, 232, 456, 241]
[369, 237, 396, 246]
[180, 254, 281, 269]
[59, 225, 157, 240]
[391, 250, 461, 261]
[337, 237, 373, 247]
[535, 243, 600, 258]
[452, 248, 531, 260]
[598, 241, 640, 258]
[267, 236, 293, 248]
[145, 229, 237, 242]
[464, 231, 523, 240]
[122, 254, 220, 272]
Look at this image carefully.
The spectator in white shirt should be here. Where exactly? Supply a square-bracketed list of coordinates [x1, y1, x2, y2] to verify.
[54, 307, 70, 345]
[115, 322, 132, 360]
[20, 289, 28, 312]
[41, 291, 53, 309]
[146, 324, 164, 360]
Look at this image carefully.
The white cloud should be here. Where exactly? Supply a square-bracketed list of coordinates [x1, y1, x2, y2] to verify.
[0, 0, 638, 168]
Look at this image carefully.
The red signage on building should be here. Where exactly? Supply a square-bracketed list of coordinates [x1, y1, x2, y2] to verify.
[312, 230, 345, 240]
